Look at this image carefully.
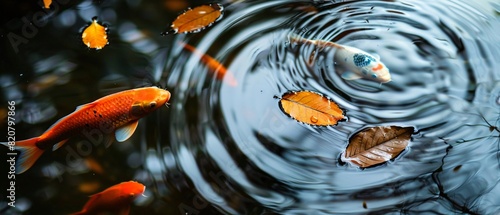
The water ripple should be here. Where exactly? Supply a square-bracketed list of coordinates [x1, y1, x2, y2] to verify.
[162, 0, 500, 213]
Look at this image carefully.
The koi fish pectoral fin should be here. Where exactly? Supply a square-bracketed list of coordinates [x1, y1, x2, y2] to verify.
[341, 71, 363, 80]
[115, 120, 139, 142]
[52, 139, 70, 151]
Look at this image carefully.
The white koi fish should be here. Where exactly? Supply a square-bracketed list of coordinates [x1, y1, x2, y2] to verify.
[289, 34, 392, 83]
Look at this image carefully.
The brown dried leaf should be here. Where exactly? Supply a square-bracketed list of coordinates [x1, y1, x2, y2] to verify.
[279, 91, 344, 126]
[342, 126, 414, 168]
[165, 3, 223, 34]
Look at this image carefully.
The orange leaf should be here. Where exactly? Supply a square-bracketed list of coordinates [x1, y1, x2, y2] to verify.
[81, 17, 108, 49]
[342, 126, 414, 168]
[43, 0, 52, 9]
[279, 91, 344, 126]
[163, 3, 223, 35]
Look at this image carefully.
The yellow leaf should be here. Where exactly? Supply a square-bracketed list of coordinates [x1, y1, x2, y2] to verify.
[163, 3, 223, 35]
[342, 126, 414, 168]
[81, 18, 108, 49]
[279, 91, 344, 126]
[43, 0, 52, 9]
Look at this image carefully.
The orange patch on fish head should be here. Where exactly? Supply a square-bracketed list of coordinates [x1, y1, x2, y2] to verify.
[120, 181, 146, 198]
[130, 87, 171, 118]
[372, 63, 384, 71]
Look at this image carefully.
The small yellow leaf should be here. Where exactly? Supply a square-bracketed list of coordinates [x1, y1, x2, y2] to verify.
[279, 91, 344, 126]
[163, 3, 223, 35]
[43, 0, 52, 9]
[82, 18, 108, 49]
[342, 126, 414, 168]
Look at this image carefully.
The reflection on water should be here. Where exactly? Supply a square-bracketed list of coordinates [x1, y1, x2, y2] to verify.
[1, 0, 500, 214]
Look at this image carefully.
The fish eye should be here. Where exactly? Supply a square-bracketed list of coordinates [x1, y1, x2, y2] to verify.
[371, 74, 377, 78]
[149, 102, 156, 108]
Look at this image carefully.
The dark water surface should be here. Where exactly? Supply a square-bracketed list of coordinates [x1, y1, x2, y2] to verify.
[1, 0, 499, 214]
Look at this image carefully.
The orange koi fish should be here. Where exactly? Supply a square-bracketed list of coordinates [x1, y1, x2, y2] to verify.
[180, 42, 238, 86]
[71, 181, 146, 215]
[1, 87, 170, 174]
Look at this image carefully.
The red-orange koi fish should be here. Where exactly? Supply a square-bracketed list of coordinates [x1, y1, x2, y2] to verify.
[180, 42, 238, 86]
[71, 181, 146, 215]
[1, 87, 170, 174]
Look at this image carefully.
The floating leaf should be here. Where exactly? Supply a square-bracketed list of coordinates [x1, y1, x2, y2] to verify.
[43, 0, 52, 9]
[279, 91, 344, 126]
[180, 42, 237, 86]
[81, 17, 108, 49]
[342, 126, 414, 168]
[163, 3, 223, 35]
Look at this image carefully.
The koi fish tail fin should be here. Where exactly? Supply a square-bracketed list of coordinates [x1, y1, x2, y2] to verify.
[12, 137, 44, 174]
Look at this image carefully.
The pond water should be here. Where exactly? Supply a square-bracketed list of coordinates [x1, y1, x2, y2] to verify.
[1, 0, 499, 214]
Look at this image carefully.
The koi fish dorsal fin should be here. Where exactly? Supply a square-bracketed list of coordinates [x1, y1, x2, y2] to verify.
[75, 102, 97, 111]
[115, 120, 139, 142]
[52, 139, 69, 151]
